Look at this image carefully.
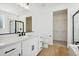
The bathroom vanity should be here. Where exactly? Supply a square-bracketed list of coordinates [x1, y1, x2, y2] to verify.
[0, 33, 43, 56]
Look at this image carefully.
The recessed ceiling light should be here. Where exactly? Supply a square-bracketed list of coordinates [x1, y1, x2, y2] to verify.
[17, 3, 29, 9]
[27, 3, 29, 5]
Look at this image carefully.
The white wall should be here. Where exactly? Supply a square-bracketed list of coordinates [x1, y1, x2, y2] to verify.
[25, 4, 53, 45]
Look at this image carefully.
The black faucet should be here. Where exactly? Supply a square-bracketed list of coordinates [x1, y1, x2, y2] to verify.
[19, 32, 25, 36]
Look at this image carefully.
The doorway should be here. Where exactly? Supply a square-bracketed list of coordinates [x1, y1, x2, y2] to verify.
[53, 9, 67, 47]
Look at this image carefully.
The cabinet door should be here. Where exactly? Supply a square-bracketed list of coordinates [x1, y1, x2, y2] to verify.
[0, 42, 21, 56]
[22, 40, 32, 56]
[22, 38, 40, 56]
[31, 38, 39, 56]
[38, 38, 43, 51]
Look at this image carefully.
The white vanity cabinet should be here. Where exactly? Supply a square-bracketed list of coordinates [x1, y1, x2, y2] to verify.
[22, 37, 41, 56]
[0, 35, 43, 56]
[0, 42, 21, 56]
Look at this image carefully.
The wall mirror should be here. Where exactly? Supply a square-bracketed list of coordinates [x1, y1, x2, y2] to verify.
[15, 21, 24, 33]
[10, 20, 24, 33]
[73, 10, 79, 44]
[0, 10, 25, 35]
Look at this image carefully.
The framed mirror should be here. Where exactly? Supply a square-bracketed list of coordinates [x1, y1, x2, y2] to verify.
[15, 21, 24, 33]
[10, 20, 24, 33]
[73, 10, 79, 44]
[0, 10, 25, 35]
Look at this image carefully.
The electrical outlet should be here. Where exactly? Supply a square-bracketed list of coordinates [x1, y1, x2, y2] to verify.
[49, 35, 51, 37]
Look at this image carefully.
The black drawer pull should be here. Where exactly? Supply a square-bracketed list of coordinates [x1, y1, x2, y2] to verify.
[5, 48, 15, 54]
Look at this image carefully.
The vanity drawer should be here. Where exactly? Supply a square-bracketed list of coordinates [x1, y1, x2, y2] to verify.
[0, 42, 21, 56]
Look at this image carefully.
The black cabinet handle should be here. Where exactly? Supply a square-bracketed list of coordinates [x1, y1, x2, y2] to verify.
[4, 48, 16, 54]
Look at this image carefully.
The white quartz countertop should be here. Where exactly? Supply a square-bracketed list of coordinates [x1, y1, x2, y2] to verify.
[0, 32, 51, 49]
[0, 34, 37, 49]
[0, 38, 21, 49]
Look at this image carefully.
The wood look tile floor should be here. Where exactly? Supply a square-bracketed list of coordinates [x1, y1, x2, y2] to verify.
[37, 45, 69, 56]
[53, 40, 67, 47]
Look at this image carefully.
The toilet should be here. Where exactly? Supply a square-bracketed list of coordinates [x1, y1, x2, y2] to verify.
[42, 37, 49, 48]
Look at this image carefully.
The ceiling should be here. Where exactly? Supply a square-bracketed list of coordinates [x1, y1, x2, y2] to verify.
[0, 3, 31, 16]
[0, 3, 70, 16]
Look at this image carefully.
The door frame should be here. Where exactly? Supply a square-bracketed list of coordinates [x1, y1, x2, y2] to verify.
[52, 9, 68, 47]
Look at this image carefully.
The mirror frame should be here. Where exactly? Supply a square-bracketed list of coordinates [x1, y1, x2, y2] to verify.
[0, 20, 24, 35]
[15, 20, 24, 33]
[72, 10, 79, 44]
